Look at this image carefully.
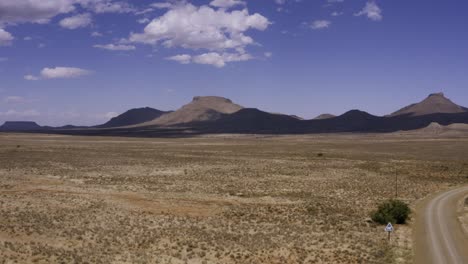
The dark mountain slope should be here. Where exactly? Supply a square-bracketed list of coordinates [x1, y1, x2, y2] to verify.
[98, 107, 168, 128]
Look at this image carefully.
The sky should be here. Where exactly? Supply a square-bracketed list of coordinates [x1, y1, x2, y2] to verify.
[0, 0, 467, 126]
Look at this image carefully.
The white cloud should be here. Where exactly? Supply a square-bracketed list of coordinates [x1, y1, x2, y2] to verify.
[0, 57, 8, 62]
[310, 20, 331, 30]
[0, 0, 135, 26]
[59, 13, 92, 29]
[210, 0, 245, 9]
[78, 0, 135, 14]
[129, 4, 270, 50]
[24, 75, 40, 81]
[93, 44, 136, 51]
[103, 111, 118, 119]
[137, 18, 150, 24]
[166, 54, 192, 64]
[149, 2, 173, 9]
[355, 1, 382, 21]
[0, 0, 76, 25]
[168, 52, 252, 68]
[327, 0, 344, 3]
[105, 112, 118, 119]
[331, 11, 343, 16]
[4, 96, 26, 103]
[0, 109, 40, 117]
[129, 3, 269, 67]
[91, 31, 102, 37]
[0, 28, 14, 46]
[25, 67, 92, 80]
[264, 52, 272, 58]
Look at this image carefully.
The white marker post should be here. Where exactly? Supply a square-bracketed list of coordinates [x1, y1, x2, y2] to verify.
[385, 222, 394, 241]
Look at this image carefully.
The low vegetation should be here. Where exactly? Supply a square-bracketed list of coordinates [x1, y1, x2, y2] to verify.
[0, 133, 466, 263]
[371, 200, 411, 225]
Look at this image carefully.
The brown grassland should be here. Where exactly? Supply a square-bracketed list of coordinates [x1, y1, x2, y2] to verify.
[0, 133, 467, 263]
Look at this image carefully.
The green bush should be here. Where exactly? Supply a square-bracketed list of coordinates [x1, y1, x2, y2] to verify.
[371, 199, 411, 225]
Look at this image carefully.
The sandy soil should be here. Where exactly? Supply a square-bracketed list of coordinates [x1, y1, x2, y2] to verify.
[0, 133, 467, 263]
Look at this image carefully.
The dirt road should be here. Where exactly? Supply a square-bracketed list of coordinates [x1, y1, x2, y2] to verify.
[414, 186, 468, 264]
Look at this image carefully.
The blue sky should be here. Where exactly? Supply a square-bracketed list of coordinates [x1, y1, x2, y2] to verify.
[0, 0, 467, 126]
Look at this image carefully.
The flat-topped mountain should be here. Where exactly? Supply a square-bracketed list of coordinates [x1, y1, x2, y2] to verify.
[0, 121, 42, 131]
[140, 96, 243, 126]
[390, 93, 467, 117]
[98, 107, 168, 128]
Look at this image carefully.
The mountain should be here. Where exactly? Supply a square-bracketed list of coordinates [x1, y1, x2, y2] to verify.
[0, 121, 43, 131]
[140, 96, 243, 126]
[192, 108, 302, 133]
[302, 110, 384, 133]
[98, 107, 168, 128]
[3, 92, 468, 136]
[314, 114, 336, 120]
[390, 93, 467, 117]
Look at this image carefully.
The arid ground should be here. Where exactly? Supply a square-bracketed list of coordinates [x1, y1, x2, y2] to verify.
[0, 133, 467, 263]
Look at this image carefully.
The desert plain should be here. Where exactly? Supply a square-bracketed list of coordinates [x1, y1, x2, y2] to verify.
[0, 133, 467, 264]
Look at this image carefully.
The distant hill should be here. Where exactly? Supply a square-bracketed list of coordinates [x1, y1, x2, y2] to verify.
[139, 96, 243, 126]
[390, 93, 467, 117]
[192, 108, 302, 133]
[394, 122, 468, 137]
[3, 92, 468, 136]
[0, 121, 42, 131]
[314, 114, 336, 120]
[308, 110, 382, 132]
[98, 107, 168, 128]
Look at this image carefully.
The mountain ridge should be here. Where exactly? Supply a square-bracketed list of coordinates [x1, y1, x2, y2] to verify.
[2, 92, 468, 136]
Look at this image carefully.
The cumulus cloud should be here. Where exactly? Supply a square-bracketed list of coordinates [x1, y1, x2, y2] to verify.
[129, 4, 269, 50]
[0, 28, 14, 46]
[0, 0, 76, 25]
[59, 13, 92, 29]
[355, 1, 382, 21]
[210, 0, 245, 9]
[0, 0, 135, 26]
[25, 67, 92, 80]
[93, 44, 136, 51]
[129, 3, 269, 67]
[310, 20, 331, 30]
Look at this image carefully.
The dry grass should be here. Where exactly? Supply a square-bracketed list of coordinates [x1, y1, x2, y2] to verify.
[0, 133, 467, 263]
